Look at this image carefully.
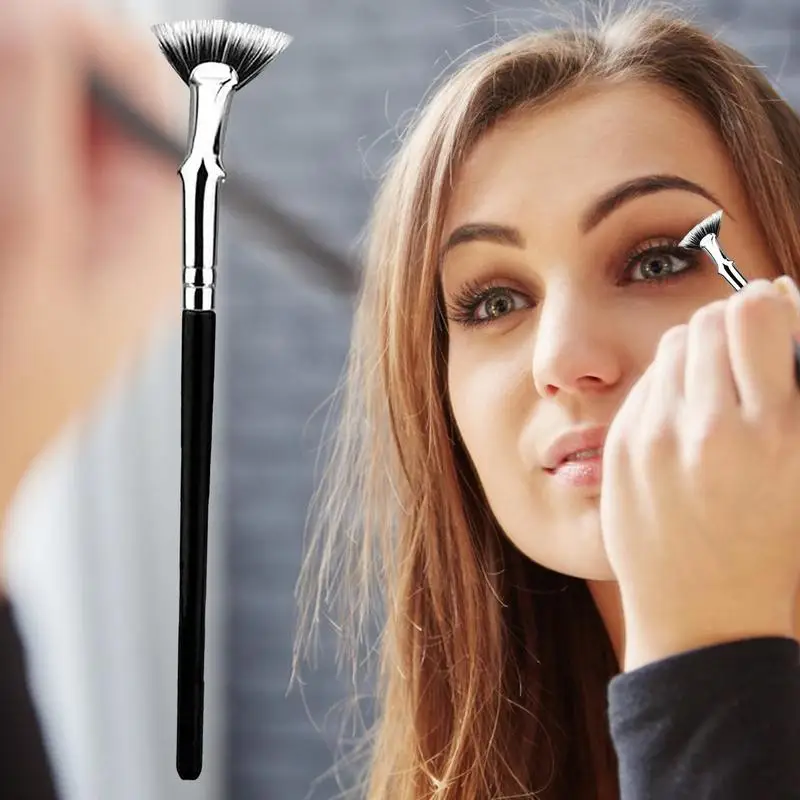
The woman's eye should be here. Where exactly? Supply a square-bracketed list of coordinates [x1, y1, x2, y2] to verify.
[445, 282, 531, 328]
[474, 288, 528, 321]
[627, 245, 696, 283]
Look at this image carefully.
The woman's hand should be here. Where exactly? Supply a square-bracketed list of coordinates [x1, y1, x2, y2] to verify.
[600, 276, 800, 671]
[0, 1, 180, 515]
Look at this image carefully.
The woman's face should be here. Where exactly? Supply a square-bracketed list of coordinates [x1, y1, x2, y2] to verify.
[441, 80, 778, 580]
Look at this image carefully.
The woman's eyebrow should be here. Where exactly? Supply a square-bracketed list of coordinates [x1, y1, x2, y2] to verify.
[580, 173, 730, 233]
[439, 173, 729, 264]
[440, 222, 524, 259]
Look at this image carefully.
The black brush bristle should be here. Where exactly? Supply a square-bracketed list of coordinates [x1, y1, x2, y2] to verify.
[151, 20, 291, 90]
[679, 209, 723, 250]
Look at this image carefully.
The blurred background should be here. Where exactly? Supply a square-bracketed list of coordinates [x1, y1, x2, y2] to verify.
[4, 0, 800, 799]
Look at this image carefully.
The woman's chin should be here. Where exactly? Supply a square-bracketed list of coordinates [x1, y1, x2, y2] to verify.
[510, 510, 616, 581]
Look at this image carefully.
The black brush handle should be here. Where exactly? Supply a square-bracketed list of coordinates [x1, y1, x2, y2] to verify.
[794, 341, 800, 389]
[177, 309, 216, 780]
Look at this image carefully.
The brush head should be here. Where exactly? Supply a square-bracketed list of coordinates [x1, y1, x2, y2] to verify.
[679, 209, 723, 250]
[151, 20, 291, 90]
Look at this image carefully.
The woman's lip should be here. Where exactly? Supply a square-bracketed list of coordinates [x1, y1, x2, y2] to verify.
[541, 426, 607, 470]
[546, 455, 603, 487]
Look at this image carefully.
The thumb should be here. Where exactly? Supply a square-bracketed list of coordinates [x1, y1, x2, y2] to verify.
[0, 0, 81, 273]
[75, 10, 182, 338]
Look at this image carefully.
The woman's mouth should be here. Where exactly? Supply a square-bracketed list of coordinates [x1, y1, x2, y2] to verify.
[546, 447, 603, 487]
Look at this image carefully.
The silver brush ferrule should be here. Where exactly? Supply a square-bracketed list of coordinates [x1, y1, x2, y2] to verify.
[698, 234, 725, 267]
[700, 234, 747, 292]
[180, 62, 239, 311]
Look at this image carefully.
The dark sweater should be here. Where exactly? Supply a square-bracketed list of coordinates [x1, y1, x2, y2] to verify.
[0, 600, 58, 800]
[2, 598, 799, 799]
[607, 635, 800, 798]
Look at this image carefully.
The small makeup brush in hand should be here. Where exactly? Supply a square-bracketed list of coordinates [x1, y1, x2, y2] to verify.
[679, 209, 800, 387]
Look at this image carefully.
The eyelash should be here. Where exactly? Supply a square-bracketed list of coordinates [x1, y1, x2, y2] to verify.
[445, 239, 701, 328]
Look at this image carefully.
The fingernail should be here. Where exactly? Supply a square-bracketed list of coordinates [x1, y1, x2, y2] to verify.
[774, 275, 800, 321]
[774, 275, 798, 299]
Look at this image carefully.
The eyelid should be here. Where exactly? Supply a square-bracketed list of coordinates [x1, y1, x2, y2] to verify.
[624, 236, 680, 262]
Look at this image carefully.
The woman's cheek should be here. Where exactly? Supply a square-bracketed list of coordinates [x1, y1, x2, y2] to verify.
[448, 341, 530, 451]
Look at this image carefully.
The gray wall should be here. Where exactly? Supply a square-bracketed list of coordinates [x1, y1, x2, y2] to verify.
[222, 2, 800, 798]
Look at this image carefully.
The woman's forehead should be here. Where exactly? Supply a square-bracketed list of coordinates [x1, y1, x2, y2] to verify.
[441, 81, 738, 240]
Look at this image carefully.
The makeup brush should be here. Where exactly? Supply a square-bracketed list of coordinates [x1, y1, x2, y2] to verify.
[151, 19, 290, 780]
[88, 72, 359, 295]
[679, 209, 800, 387]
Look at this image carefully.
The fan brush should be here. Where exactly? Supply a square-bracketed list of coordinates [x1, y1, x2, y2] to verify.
[679, 209, 800, 387]
[151, 19, 289, 780]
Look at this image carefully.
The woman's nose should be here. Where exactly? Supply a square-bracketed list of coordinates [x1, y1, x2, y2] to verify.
[532, 290, 623, 398]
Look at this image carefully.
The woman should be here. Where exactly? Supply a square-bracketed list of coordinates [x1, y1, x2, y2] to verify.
[291, 3, 800, 798]
[2, 2, 800, 799]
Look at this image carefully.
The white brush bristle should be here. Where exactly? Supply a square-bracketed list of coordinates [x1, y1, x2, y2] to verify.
[679, 209, 723, 250]
[151, 20, 291, 89]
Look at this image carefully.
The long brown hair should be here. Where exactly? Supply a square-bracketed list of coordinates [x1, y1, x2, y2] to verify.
[292, 3, 800, 797]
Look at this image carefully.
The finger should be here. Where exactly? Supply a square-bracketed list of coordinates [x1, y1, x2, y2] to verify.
[644, 323, 688, 426]
[71, 9, 182, 263]
[606, 348, 655, 468]
[641, 326, 690, 508]
[69, 11, 181, 317]
[774, 274, 800, 393]
[0, 0, 82, 270]
[726, 279, 797, 418]
[774, 275, 800, 337]
[684, 299, 738, 417]
[605, 371, 647, 478]
[615, 325, 683, 481]
[74, 8, 184, 137]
